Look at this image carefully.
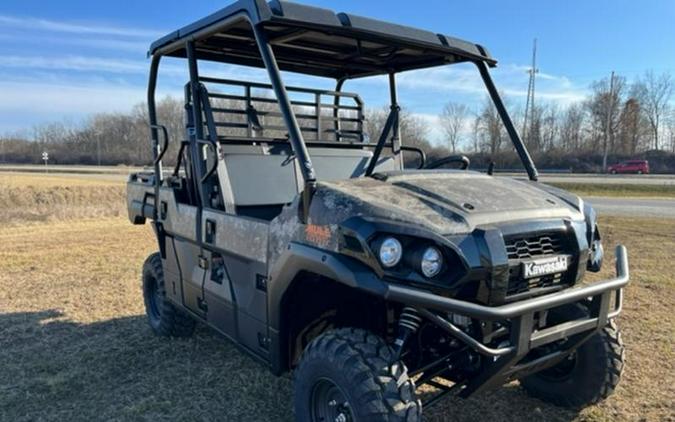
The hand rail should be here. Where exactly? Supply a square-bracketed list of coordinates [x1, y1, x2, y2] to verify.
[365, 105, 399, 176]
[198, 140, 218, 184]
[197, 84, 220, 184]
[424, 155, 470, 170]
[400, 146, 426, 169]
[150, 124, 169, 166]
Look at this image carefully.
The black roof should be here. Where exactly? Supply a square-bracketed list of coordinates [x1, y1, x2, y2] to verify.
[150, 0, 496, 79]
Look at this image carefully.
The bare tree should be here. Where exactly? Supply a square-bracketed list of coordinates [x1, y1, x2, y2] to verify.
[471, 113, 481, 153]
[666, 109, 675, 152]
[541, 104, 560, 152]
[439, 102, 468, 153]
[525, 105, 543, 153]
[365, 106, 429, 149]
[586, 74, 625, 168]
[638, 70, 673, 150]
[476, 97, 504, 156]
[617, 95, 649, 155]
[559, 104, 585, 151]
[525, 103, 559, 153]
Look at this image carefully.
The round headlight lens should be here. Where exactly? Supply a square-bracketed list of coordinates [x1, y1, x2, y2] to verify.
[421, 246, 443, 278]
[379, 237, 402, 268]
[587, 237, 604, 272]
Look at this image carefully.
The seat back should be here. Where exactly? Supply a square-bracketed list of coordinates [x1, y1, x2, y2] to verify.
[218, 143, 396, 208]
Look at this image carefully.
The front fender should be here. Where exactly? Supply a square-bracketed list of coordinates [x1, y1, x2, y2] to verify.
[267, 242, 388, 331]
[266, 242, 389, 374]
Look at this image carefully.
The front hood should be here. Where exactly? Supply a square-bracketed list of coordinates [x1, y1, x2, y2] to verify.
[310, 170, 584, 235]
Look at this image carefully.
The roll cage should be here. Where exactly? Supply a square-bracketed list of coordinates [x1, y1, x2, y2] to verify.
[147, 0, 539, 221]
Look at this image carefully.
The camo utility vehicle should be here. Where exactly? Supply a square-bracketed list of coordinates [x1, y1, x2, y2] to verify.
[128, 1, 629, 420]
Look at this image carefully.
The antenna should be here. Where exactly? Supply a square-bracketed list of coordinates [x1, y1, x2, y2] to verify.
[522, 38, 538, 144]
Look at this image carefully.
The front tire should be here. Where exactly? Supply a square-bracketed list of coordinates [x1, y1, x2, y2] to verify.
[294, 328, 421, 422]
[520, 306, 624, 408]
[142, 252, 196, 337]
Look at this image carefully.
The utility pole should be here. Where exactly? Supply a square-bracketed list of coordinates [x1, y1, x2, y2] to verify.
[522, 38, 538, 145]
[602, 71, 615, 173]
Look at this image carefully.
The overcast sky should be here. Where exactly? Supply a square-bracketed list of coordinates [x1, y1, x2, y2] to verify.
[1, 0, 674, 137]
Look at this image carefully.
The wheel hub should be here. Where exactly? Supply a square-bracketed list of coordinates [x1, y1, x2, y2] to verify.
[310, 378, 354, 422]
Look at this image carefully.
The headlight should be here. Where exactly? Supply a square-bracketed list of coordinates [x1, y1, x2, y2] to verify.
[420, 246, 443, 278]
[379, 237, 402, 268]
[587, 226, 603, 272]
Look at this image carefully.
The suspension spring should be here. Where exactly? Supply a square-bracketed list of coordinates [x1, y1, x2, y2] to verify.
[393, 307, 422, 358]
[398, 307, 422, 333]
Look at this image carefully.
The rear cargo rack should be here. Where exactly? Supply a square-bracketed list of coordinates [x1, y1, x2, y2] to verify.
[198, 76, 364, 142]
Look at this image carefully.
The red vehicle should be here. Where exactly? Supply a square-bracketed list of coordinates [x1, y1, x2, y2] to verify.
[607, 160, 649, 174]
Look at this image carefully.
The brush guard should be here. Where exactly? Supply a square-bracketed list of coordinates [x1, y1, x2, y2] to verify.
[385, 245, 629, 404]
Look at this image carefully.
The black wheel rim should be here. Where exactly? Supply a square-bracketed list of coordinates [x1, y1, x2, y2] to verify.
[146, 276, 162, 322]
[310, 378, 354, 422]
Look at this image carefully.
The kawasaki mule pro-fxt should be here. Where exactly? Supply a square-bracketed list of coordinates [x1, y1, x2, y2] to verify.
[127, 1, 628, 420]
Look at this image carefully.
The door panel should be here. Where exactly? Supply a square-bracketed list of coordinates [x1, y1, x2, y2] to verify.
[202, 250, 237, 337]
[174, 240, 206, 317]
[162, 237, 184, 306]
[200, 209, 270, 353]
[157, 188, 205, 318]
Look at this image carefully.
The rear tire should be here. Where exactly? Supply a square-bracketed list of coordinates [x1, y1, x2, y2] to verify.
[294, 328, 421, 422]
[610, 169, 617, 174]
[520, 305, 624, 408]
[142, 252, 196, 337]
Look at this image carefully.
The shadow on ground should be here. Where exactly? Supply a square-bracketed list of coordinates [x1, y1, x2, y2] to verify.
[0, 310, 581, 421]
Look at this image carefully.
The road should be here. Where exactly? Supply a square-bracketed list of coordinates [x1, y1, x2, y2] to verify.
[537, 174, 675, 186]
[587, 197, 675, 219]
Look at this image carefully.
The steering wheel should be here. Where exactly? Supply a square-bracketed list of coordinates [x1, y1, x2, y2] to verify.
[424, 155, 470, 170]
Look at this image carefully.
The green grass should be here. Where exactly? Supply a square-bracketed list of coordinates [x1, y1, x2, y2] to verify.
[550, 182, 675, 198]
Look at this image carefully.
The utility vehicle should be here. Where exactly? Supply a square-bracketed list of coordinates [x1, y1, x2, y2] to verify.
[128, 1, 628, 420]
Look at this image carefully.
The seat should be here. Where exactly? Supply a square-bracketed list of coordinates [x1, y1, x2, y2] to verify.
[217, 142, 396, 220]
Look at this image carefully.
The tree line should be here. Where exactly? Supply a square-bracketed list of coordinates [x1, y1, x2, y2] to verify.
[1, 70, 674, 173]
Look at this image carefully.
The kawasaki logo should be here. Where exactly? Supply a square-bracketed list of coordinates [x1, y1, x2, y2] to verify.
[522, 256, 568, 279]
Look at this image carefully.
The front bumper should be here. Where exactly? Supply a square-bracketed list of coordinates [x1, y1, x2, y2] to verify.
[384, 245, 629, 397]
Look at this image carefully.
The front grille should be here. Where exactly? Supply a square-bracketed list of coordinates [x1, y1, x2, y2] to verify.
[505, 233, 565, 260]
[507, 268, 565, 295]
[504, 231, 573, 297]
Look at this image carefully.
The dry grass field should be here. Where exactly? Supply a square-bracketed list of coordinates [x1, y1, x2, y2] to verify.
[549, 182, 675, 199]
[0, 172, 125, 224]
[0, 172, 673, 421]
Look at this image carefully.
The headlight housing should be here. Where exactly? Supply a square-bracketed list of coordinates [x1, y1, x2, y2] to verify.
[584, 203, 603, 272]
[378, 236, 402, 268]
[352, 230, 464, 283]
[420, 246, 443, 278]
[587, 225, 603, 272]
